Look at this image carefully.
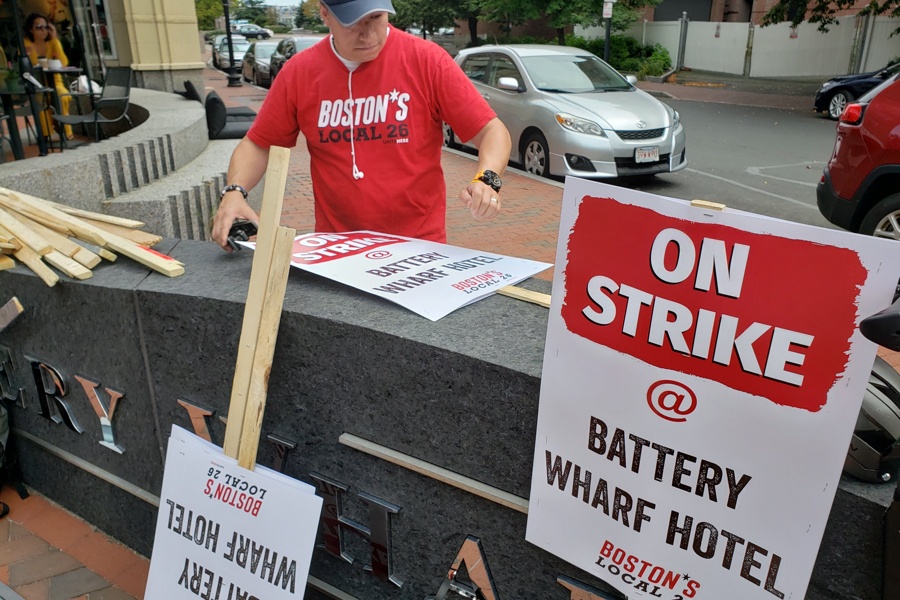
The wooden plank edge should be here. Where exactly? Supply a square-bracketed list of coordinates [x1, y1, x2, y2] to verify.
[497, 285, 551, 308]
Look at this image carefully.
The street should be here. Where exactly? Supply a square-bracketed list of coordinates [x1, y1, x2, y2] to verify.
[621, 100, 841, 230]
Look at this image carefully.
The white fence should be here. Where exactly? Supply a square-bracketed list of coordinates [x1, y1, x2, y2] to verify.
[580, 15, 900, 78]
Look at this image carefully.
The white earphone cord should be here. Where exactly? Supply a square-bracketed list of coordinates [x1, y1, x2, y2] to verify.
[347, 71, 364, 180]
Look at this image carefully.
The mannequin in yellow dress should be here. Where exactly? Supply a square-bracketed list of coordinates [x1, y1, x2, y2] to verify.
[23, 12, 73, 140]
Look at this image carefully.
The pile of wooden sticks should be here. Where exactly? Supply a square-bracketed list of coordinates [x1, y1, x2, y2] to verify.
[0, 187, 184, 286]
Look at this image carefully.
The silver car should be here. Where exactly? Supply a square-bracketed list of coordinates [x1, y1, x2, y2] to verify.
[446, 45, 687, 179]
[215, 38, 251, 71]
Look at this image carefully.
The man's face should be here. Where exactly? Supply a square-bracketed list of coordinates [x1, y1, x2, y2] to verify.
[321, 8, 389, 63]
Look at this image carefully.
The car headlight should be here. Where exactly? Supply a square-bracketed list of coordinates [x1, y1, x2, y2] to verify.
[672, 109, 680, 128]
[821, 81, 835, 88]
[555, 113, 606, 137]
[259, 64, 270, 73]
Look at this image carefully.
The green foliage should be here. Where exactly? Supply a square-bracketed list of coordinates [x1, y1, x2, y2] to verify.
[195, 0, 223, 30]
[762, 0, 900, 33]
[566, 34, 669, 77]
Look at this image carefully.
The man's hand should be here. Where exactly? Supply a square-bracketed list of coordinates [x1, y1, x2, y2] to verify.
[211, 193, 260, 252]
[460, 180, 501, 221]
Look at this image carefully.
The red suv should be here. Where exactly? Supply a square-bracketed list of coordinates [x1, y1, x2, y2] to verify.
[817, 74, 900, 238]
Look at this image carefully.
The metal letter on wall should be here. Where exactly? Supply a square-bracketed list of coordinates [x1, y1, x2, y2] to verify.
[266, 433, 296, 474]
[310, 472, 403, 587]
[26, 357, 83, 433]
[427, 535, 501, 600]
[177, 398, 216, 443]
[74, 375, 125, 454]
[556, 574, 622, 600]
[0, 346, 25, 407]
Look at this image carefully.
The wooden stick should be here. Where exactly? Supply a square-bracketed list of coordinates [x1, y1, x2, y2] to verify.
[0, 256, 14, 270]
[0, 208, 52, 255]
[0, 192, 107, 246]
[0, 297, 23, 332]
[20, 218, 101, 268]
[223, 146, 292, 460]
[10, 243, 58, 287]
[497, 285, 551, 308]
[79, 218, 162, 247]
[43, 250, 92, 280]
[237, 225, 295, 469]
[690, 199, 726, 211]
[40, 199, 146, 228]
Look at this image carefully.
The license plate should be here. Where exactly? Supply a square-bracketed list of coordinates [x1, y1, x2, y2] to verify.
[635, 146, 660, 163]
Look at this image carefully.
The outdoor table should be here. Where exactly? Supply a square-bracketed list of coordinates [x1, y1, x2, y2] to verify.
[0, 78, 52, 160]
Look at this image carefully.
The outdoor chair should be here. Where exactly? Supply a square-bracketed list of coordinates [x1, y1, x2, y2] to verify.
[182, 79, 256, 117]
[53, 67, 134, 142]
[204, 90, 254, 140]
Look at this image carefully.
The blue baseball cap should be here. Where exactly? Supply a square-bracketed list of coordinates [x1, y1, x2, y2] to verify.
[321, 0, 396, 27]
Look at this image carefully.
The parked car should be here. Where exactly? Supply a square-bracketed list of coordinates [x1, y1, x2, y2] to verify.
[446, 45, 686, 179]
[209, 33, 246, 54]
[214, 37, 251, 71]
[233, 23, 274, 39]
[269, 36, 325, 81]
[816, 73, 900, 238]
[241, 40, 279, 87]
[814, 62, 900, 120]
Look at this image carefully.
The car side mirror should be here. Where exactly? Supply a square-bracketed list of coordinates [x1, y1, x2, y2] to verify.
[497, 76, 523, 92]
[861, 294, 900, 351]
[626, 75, 638, 85]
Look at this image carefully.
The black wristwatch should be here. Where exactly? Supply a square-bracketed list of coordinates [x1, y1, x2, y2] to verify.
[472, 169, 502, 193]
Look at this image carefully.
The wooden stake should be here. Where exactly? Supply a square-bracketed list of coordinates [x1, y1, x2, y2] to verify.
[236, 225, 295, 469]
[19, 218, 102, 268]
[80, 218, 162, 247]
[0, 297, 23, 332]
[40, 199, 146, 228]
[44, 250, 93, 280]
[0, 256, 14, 270]
[10, 243, 58, 287]
[0, 208, 52, 255]
[0, 192, 107, 246]
[497, 285, 551, 308]
[223, 146, 292, 462]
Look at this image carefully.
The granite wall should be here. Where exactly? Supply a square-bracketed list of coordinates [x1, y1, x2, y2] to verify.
[0, 239, 891, 599]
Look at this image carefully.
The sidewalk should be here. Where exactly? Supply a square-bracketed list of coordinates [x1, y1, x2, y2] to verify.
[0, 54, 843, 600]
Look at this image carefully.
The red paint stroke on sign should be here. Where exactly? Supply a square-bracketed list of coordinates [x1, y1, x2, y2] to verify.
[561, 197, 867, 412]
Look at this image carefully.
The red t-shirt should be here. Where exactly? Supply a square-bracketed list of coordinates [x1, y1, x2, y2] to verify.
[247, 27, 496, 242]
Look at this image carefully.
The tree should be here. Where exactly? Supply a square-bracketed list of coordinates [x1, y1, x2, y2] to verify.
[194, 0, 223, 30]
[392, 0, 459, 36]
[297, 0, 322, 29]
[762, 0, 900, 32]
[233, 0, 268, 25]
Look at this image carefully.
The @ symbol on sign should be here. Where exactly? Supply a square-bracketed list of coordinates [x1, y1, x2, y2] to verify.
[366, 250, 393, 260]
[646, 380, 697, 422]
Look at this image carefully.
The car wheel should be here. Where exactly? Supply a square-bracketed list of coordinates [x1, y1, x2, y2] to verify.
[860, 193, 900, 240]
[442, 123, 459, 149]
[828, 90, 852, 120]
[523, 132, 550, 177]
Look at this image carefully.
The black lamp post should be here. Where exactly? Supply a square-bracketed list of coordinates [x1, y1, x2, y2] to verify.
[222, 0, 242, 87]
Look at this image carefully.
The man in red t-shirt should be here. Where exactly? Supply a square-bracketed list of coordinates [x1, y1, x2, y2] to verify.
[211, 0, 511, 249]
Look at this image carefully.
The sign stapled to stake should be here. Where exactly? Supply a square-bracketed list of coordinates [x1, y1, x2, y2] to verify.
[690, 199, 727, 211]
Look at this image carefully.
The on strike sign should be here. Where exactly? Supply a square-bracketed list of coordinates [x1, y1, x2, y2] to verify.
[526, 179, 900, 600]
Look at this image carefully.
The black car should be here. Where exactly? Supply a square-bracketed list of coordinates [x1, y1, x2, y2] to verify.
[233, 24, 273, 39]
[814, 62, 900, 120]
[269, 36, 325, 81]
[241, 40, 278, 87]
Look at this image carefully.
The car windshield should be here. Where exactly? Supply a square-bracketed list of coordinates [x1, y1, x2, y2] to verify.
[222, 40, 251, 52]
[294, 38, 321, 51]
[520, 54, 631, 93]
[255, 44, 276, 59]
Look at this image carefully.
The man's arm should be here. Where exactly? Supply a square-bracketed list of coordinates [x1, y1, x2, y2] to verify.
[211, 137, 271, 251]
[459, 117, 511, 220]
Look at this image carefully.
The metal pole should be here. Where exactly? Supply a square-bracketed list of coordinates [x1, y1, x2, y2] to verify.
[12, 0, 48, 155]
[603, 16, 612, 62]
[222, 0, 242, 87]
